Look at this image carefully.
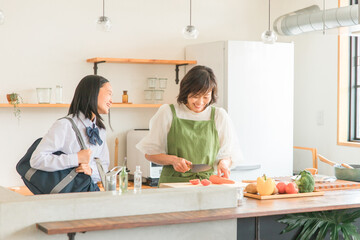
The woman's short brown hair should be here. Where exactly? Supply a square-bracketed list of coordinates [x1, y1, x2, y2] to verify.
[177, 65, 217, 105]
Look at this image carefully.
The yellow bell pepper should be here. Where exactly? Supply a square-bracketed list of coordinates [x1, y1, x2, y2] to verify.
[256, 174, 275, 196]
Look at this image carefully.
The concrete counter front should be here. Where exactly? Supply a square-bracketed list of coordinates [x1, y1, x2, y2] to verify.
[3, 185, 360, 240]
[0, 186, 238, 240]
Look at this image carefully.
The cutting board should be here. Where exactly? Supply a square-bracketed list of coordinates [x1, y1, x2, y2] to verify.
[273, 176, 360, 191]
[244, 177, 360, 191]
[159, 182, 247, 188]
[244, 191, 324, 200]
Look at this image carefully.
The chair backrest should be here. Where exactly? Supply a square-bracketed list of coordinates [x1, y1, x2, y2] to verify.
[293, 146, 318, 169]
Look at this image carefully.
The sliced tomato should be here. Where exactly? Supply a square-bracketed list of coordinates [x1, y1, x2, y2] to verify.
[201, 179, 211, 186]
[189, 179, 200, 185]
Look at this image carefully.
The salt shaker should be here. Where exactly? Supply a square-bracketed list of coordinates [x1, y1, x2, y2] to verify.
[237, 187, 244, 206]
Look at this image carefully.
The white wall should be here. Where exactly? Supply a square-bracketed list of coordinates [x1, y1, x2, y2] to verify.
[0, 0, 268, 187]
[277, 0, 360, 176]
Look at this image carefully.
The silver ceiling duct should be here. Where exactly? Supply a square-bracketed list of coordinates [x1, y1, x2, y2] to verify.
[274, 4, 359, 36]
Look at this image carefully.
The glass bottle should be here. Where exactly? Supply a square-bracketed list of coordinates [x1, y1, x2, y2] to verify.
[122, 90, 128, 103]
[55, 85, 63, 104]
[119, 166, 128, 193]
[134, 166, 142, 193]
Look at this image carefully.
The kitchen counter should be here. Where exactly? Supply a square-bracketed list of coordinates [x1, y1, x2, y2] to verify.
[0, 185, 237, 240]
[1, 185, 360, 240]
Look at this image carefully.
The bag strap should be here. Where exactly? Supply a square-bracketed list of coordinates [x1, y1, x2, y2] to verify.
[50, 117, 87, 194]
[95, 157, 106, 189]
[63, 117, 87, 150]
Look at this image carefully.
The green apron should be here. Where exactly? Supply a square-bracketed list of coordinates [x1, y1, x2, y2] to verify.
[158, 104, 220, 184]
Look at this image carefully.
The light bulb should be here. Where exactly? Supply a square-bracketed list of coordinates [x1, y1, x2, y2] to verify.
[0, 9, 5, 25]
[261, 30, 277, 44]
[96, 16, 112, 32]
[182, 25, 199, 39]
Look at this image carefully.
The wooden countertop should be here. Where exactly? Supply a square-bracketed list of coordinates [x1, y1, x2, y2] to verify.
[238, 189, 360, 218]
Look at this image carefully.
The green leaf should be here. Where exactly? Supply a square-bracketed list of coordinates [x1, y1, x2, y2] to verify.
[316, 222, 330, 240]
[278, 210, 360, 240]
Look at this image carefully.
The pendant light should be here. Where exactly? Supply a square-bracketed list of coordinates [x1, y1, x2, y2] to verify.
[0, 9, 5, 25]
[182, 0, 199, 39]
[261, 0, 277, 44]
[96, 0, 111, 32]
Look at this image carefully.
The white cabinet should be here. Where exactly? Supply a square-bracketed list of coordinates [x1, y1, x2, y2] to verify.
[186, 41, 294, 179]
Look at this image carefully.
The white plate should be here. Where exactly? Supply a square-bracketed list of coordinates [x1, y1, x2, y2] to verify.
[291, 174, 337, 183]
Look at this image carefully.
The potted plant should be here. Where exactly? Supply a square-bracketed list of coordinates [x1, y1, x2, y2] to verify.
[279, 209, 360, 239]
[6, 93, 23, 121]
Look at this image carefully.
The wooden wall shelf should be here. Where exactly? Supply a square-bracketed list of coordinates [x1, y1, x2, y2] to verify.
[86, 57, 197, 84]
[86, 58, 197, 65]
[0, 104, 162, 108]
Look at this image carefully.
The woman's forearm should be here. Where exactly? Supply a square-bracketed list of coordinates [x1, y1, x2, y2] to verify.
[145, 154, 192, 173]
[145, 153, 178, 166]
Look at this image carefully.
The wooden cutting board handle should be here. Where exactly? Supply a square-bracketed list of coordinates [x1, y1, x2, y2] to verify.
[318, 154, 337, 166]
[115, 138, 119, 167]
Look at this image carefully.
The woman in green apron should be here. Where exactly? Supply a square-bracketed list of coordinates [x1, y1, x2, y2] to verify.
[137, 65, 240, 184]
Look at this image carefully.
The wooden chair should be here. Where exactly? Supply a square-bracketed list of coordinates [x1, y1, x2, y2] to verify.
[293, 146, 318, 169]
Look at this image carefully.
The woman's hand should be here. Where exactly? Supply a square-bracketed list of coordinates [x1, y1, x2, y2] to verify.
[217, 158, 232, 178]
[77, 149, 92, 164]
[76, 163, 92, 176]
[172, 156, 192, 173]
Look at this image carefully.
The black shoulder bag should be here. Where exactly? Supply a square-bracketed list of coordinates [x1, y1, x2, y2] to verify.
[16, 117, 99, 194]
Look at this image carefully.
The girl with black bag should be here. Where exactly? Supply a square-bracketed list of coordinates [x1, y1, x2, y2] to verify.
[29, 75, 112, 191]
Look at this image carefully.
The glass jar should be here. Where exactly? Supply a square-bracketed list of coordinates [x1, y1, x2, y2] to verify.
[144, 90, 153, 101]
[147, 77, 157, 89]
[154, 90, 164, 101]
[158, 78, 167, 89]
[36, 88, 52, 104]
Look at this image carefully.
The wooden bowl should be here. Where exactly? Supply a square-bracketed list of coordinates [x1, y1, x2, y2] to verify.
[305, 168, 318, 175]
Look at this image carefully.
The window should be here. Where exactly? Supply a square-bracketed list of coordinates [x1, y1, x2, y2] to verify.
[349, 0, 359, 142]
[337, 0, 360, 147]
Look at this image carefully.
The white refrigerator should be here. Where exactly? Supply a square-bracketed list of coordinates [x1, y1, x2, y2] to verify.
[186, 41, 294, 180]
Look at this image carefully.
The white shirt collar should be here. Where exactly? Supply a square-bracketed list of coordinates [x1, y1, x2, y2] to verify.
[178, 103, 211, 116]
[77, 112, 96, 127]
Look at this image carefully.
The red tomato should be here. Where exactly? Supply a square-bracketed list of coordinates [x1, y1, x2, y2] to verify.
[285, 182, 298, 194]
[201, 179, 211, 186]
[189, 179, 200, 185]
[276, 182, 287, 194]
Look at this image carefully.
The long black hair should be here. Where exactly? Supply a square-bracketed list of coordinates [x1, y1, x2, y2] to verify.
[68, 75, 109, 129]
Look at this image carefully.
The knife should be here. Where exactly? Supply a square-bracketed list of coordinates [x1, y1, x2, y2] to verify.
[189, 164, 212, 173]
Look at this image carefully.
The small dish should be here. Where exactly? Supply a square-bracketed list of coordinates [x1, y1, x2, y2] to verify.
[291, 174, 337, 183]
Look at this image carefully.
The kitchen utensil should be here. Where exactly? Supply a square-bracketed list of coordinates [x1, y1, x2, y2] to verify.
[95, 157, 122, 190]
[189, 164, 211, 173]
[115, 138, 119, 166]
[304, 168, 318, 175]
[318, 155, 360, 182]
[318, 155, 353, 169]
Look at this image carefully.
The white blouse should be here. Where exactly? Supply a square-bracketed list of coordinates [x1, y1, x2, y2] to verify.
[30, 113, 110, 183]
[136, 103, 242, 168]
